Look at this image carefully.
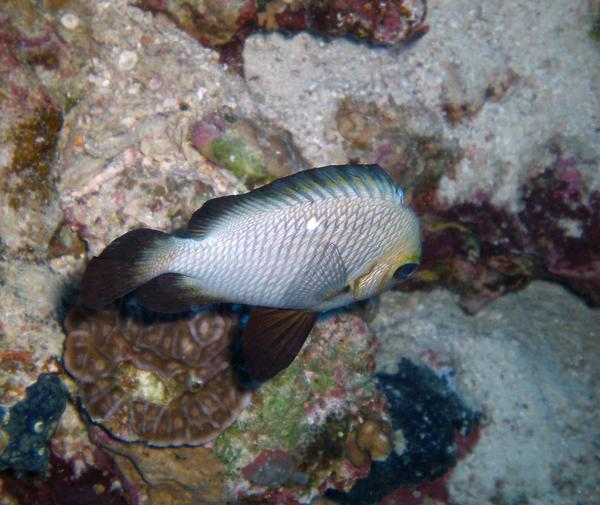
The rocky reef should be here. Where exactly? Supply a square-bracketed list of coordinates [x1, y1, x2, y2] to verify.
[0, 0, 92, 257]
[0, 0, 598, 503]
[191, 108, 308, 183]
[0, 373, 66, 473]
[215, 313, 382, 502]
[138, 0, 428, 70]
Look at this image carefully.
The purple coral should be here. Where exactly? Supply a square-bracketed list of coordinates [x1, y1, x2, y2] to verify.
[270, 0, 429, 45]
[411, 140, 600, 312]
[520, 162, 600, 303]
[63, 305, 250, 446]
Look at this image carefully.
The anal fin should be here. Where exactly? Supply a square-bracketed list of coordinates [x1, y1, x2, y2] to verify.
[242, 307, 317, 381]
[133, 273, 215, 313]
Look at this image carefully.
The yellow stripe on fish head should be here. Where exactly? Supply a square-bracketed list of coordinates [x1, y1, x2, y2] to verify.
[350, 212, 421, 300]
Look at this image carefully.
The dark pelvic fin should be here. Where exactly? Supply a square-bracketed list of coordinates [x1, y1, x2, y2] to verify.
[133, 273, 214, 313]
[81, 229, 172, 310]
[242, 307, 317, 382]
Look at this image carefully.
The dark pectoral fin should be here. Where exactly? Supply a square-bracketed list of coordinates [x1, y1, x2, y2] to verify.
[242, 307, 317, 382]
[133, 273, 214, 313]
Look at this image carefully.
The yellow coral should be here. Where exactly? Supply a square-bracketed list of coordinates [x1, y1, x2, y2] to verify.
[348, 418, 393, 466]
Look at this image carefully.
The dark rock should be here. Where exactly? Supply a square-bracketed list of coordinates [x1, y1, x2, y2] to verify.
[327, 358, 479, 504]
[0, 451, 129, 505]
[0, 373, 66, 473]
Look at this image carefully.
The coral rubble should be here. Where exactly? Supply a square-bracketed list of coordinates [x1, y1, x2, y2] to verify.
[63, 305, 250, 446]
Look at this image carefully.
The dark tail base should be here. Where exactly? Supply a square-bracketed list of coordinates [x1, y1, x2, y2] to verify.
[81, 229, 171, 309]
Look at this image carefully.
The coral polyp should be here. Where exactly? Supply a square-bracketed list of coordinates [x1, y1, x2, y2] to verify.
[63, 305, 250, 447]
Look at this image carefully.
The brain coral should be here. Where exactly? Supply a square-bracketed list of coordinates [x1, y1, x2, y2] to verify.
[63, 305, 250, 447]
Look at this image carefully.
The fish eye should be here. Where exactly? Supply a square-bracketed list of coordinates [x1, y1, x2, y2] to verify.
[394, 262, 419, 279]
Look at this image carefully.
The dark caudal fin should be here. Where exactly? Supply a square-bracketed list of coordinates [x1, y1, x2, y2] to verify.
[81, 229, 173, 309]
[242, 307, 317, 382]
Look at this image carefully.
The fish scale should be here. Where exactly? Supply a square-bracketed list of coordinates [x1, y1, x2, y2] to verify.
[166, 197, 402, 309]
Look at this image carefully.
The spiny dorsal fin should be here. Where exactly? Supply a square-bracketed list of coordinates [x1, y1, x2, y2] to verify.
[188, 164, 401, 239]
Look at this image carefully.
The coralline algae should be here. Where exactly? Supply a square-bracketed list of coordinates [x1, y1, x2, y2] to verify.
[414, 136, 600, 312]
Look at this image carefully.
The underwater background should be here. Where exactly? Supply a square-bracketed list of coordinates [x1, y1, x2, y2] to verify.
[0, 0, 599, 504]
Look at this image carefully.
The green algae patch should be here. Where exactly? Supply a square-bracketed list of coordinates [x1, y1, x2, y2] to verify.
[210, 136, 268, 181]
[214, 359, 311, 475]
[214, 313, 380, 491]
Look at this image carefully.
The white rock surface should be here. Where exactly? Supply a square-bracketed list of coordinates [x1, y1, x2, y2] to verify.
[371, 282, 600, 504]
[243, 0, 600, 209]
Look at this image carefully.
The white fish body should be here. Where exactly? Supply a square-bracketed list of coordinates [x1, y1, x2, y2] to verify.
[81, 165, 421, 381]
[108, 164, 422, 312]
[166, 195, 418, 311]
